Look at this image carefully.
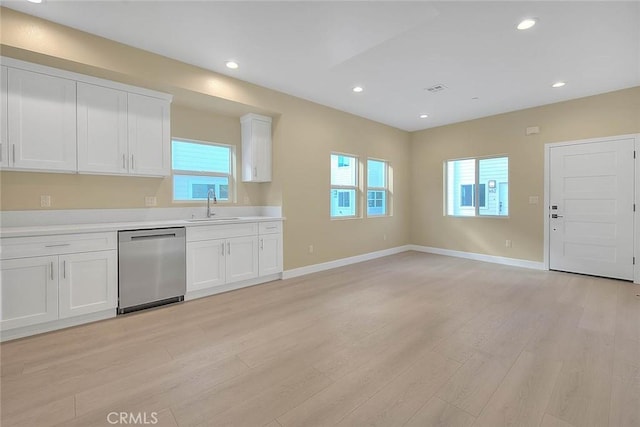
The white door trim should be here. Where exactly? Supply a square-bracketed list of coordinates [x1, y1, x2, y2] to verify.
[543, 133, 639, 284]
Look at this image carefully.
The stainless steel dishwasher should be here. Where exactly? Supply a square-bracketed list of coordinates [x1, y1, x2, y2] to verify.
[118, 227, 186, 314]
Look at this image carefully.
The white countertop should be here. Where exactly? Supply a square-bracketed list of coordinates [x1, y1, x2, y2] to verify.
[0, 216, 284, 238]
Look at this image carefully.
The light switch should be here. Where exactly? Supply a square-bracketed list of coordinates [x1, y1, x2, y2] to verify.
[145, 196, 157, 207]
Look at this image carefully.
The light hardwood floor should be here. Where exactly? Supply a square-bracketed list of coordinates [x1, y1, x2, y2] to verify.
[1, 252, 638, 427]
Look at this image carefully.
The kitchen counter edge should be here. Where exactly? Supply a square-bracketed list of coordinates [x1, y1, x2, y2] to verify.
[0, 217, 286, 239]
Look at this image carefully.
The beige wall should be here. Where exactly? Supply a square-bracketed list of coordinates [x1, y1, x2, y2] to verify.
[410, 86, 640, 262]
[0, 7, 412, 270]
[2, 7, 637, 269]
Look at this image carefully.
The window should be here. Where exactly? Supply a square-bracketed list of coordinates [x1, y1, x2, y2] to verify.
[367, 159, 388, 216]
[460, 184, 474, 207]
[172, 139, 233, 202]
[331, 154, 358, 218]
[445, 156, 508, 216]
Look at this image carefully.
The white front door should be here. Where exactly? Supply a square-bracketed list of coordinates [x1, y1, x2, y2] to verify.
[549, 138, 635, 280]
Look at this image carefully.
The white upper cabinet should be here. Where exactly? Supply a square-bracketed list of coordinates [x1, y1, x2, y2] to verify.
[128, 93, 171, 177]
[77, 83, 128, 174]
[0, 66, 7, 168]
[1, 57, 172, 177]
[7, 68, 77, 172]
[241, 113, 272, 182]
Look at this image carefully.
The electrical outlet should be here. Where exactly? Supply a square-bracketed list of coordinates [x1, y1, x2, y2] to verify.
[529, 196, 539, 205]
[308, 245, 314, 254]
[505, 239, 512, 248]
[40, 195, 51, 208]
[144, 196, 157, 207]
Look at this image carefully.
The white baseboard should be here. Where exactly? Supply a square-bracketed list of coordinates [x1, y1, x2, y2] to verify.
[282, 246, 412, 279]
[185, 273, 282, 301]
[409, 245, 545, 270]
[0, 309, 115, 342]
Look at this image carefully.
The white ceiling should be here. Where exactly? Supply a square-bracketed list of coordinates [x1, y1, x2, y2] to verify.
[4, 1, 639, 131]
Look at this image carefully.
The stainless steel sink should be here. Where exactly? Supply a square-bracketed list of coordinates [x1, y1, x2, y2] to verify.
[186, 217, 240, 222]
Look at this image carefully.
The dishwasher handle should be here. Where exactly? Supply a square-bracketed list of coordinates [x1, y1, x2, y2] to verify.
[119, 227, 186, 242]
[131, 233, 177, 240]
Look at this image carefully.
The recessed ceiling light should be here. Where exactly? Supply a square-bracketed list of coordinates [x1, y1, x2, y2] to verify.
[352, 86, 364, 93]
[419, 114, 428, 119]
[225, 61, 239, 70]
[517, 18, 537, 30]
[27, 0, 43, 3]
[552, 81, 566, 88]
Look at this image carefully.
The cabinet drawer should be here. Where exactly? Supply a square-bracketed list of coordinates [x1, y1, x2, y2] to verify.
[187, 223, 258, 242]
[0, 232, 117, 260]
[259, 221, 282, 235]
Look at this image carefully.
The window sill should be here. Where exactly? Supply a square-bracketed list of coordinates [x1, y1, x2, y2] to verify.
[330, 216, 361, 221]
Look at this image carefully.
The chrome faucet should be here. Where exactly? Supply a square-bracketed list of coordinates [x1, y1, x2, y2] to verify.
[207, 188, 217, 218]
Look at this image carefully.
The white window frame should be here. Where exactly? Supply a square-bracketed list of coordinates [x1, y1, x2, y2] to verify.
[366, 158, 389, 217]
[172, 137, 235, 203]
[444, 155, 509, 218]
[330, 153, 359, 219]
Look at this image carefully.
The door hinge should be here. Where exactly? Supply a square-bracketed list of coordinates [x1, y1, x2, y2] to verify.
[634, 150, 636, 159]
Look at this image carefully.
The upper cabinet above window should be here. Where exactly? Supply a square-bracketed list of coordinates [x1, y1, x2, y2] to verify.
[241, 113, 272, 183]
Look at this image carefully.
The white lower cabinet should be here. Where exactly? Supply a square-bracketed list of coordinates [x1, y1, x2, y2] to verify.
[187, 236, 259, 293]
[259, 221, 283, 277]
[226, 236, 259, 283]
[0, 256, 58, 330]
[187, 239, 226, 292]
[58, 250, 117, 319]
[186, 221, 282, 297]
[0, 232, 117, 337]
[259, 233, 283, 276]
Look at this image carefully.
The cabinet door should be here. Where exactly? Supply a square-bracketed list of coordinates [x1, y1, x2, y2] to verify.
[0, 66, 7, 168]
[241, 114, 272, 182]
[187, 239, 226, 292]
[0, 256, 58, 330]
[58, 250, 117, 319]
[77, 83, 128, 174]
[226, 236, 259, 283]
[252, 119, 272, 182]
[7, 68, 77, 171]
[259, 233, 283, 276]
[127, 93, 170, 176]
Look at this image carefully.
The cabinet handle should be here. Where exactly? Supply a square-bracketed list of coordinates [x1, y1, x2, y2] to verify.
[12, 144, 15, 163]
[260, 238, 264, 250]
[254, 167, 257, 178]
[0, 143, 2, 162]
[50, 261, 54, 280]
[131, 154, 135, 170]
[227, 242, 231, 255]
[221, 242, 225, 257]
[45, 243, 71, 248]
[63, 260, 66, 279]
[266, 226, 277, 230]
[122, 154, 126, 169]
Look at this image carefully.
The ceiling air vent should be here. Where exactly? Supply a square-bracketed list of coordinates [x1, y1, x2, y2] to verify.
[425, 84, 447, 93]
